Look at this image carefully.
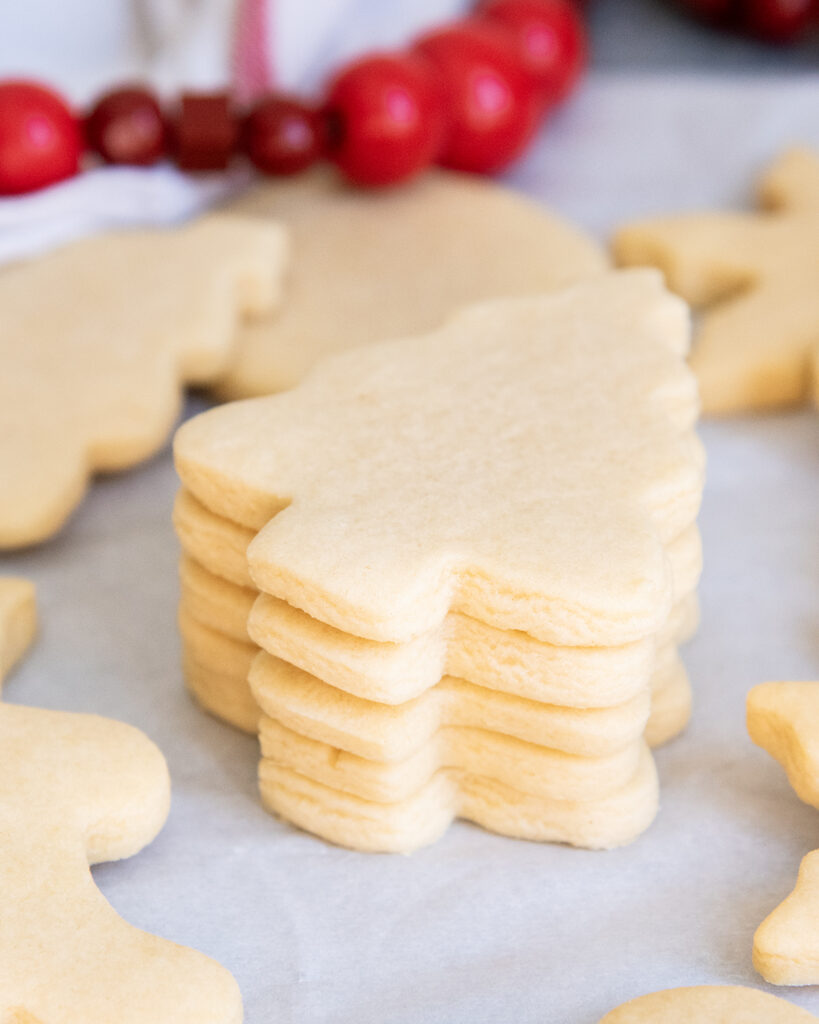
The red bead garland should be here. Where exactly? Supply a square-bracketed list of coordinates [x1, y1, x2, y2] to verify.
[0, 0, 589, 196]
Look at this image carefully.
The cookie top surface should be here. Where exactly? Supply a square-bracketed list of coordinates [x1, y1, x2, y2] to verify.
[214, 168, 608, 397]
[176, 269, 702, 645]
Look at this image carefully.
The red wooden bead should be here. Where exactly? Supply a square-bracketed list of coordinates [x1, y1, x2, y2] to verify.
[324, 53, 445, 186]
[480, 0, 586, 107]
[0, 80, 81, 195]
[244, 96, 324, 175]
[414, 20, 539, 175]
[85, 87, 166, 165]
[174, 93, 238, 171]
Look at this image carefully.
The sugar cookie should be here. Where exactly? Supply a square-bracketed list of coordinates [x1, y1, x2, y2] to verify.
[748, 681, 819, 809]
[600, 985, 817, 1022]
[755, 850, 819, 986]
[749, 681, 819, 985]
[0, 582, 243, 1020]
[614, 148, 819, 413]
[0, 215, 287, 548]
[213, 168, 608, 398]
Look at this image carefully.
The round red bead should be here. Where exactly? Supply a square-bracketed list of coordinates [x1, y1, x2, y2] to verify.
[324, 53, 445, 186]
[414, 20, 539, 175]
[244, 97, 324, 175]
[85, 87, 166, 166]
[0, 80, 81, 195]
[480, 0, 586, 107]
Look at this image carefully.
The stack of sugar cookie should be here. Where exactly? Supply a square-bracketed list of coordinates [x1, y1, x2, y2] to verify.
[174, 270, 705, 853]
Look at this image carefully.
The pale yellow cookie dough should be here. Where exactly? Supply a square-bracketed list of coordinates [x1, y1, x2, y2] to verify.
[600, 985, 817, 1022]
[213, 168, 608, 397]
[175, 270, 703, 648]
[0, 215, 287, 548]
[614, 148, 819, 413]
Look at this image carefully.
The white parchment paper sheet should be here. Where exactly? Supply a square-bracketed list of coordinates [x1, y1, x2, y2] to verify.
[2, 73, 819, 1022]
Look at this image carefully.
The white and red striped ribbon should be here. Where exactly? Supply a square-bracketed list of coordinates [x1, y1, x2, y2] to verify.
[232, 0, 274, 104]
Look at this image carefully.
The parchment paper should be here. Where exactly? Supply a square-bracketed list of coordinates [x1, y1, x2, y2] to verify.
[3, 71, 819, 1023]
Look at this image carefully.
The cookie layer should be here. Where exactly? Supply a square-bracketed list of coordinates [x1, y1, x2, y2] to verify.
[177, 527, 699, 710]
[259, 741, 659, 853]
[176, 494, 700, 706]
[248, 646, 689, 761]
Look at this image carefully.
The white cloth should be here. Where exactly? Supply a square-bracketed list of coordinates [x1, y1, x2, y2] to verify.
[0, 0, 469, 100]
[0, 0, 469, 265]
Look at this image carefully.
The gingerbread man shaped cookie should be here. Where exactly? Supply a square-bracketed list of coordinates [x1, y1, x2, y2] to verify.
[749, 681, 819, 986]
[614, 148, 819, 414]
[0, 580, 243, 1022]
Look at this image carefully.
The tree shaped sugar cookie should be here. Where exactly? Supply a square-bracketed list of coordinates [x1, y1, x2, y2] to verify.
[600, 985, 817, 1022]
[749, 681, 819, 985]
[0, 584, 243, 1021]
[212, 168, 608, 398]
[175, 271, 703, 852]
[176, 269, 703, 649]
[0, 214, 287, 549]
[614, 148, 819, 414]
